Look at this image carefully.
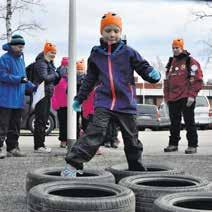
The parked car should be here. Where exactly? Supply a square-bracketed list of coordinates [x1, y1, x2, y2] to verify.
[209, 108, 212, 129]
[21, 96, 57, 135]
[158, 102, 170, 129]
[136, 104, 160, 131]
[159, 96, 211, 130]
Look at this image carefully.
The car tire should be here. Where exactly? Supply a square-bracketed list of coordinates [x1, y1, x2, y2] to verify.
[153, 192, 212, 212]
[137, 127, 145, 131]
[119, 175, 209, 212]
[27, 113, 55, 135]
[27, 181, 135, 212]
[106, 163, 184, 183]
[199, 125, 208, 130]
[151, 127, 159, 131]
[26, 167, 115, 193]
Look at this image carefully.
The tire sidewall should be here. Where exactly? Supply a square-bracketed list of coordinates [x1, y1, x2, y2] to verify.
[26, 167, 115, 193]
[28, 182, 135, 212]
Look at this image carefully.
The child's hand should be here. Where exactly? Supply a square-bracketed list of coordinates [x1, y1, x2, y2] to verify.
[148, 69, 161, 81]
[72, 100, 81, 112]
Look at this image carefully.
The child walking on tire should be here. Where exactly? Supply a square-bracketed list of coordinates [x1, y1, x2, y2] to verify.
[61, 12, 161, 177]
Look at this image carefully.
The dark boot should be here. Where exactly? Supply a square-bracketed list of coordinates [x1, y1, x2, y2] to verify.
[185, 147, 197, 154]
[164, 145, 178, 152]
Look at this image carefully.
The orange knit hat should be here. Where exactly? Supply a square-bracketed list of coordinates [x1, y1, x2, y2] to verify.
[76, 59, 85, 71]
[43, 42, 57, 54]
[172, 38, 184, 49]
[100, 12, 122, 34]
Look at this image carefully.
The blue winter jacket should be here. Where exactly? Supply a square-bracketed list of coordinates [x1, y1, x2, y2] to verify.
[76, 40, 160, 114]
[0, 44, 34, 109]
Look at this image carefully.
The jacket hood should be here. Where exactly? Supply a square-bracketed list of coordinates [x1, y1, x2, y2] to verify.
[2, 43, 11, 51]
[2, 43, 24, 57]
[35, 52, 44, 61]
[93, 39, 125, 56]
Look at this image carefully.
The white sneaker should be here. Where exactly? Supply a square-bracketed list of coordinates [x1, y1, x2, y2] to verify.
[0, 148, 6, 159]
[7, 148, 26, 157]
[61, 164, 83, 177]
[34, 147, 51, 153]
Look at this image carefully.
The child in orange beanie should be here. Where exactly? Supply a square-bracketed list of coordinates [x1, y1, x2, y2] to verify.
[51, 57, 69, 148]
[61, 12, 161, 177]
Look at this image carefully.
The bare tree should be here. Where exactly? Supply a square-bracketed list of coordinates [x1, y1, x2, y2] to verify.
[151, 56, 166, 74]
[0, 0, 45, 42]
[191, 1, 212, 67]
[192, 1, 212, 20]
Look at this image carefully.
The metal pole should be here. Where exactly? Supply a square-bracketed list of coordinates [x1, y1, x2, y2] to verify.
[67, 0, 77, 149]
[142, 80, 145, 104]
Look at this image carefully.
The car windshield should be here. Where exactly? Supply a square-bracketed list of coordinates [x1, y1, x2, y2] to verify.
[137, 105, 157, 114]
[196, 96, 209, 107]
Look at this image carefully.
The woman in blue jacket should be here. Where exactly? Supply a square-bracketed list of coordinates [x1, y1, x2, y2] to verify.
[0, 34, 36, 159]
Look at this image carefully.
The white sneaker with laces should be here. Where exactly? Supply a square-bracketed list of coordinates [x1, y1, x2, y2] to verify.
[61, 164, 83, 177]
[34, 147, 51, 153]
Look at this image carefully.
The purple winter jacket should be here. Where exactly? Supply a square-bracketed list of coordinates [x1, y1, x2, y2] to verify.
[75, 40, 160, 114]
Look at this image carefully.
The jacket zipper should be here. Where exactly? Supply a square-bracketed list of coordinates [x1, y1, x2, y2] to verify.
[108, 44, 116, 110]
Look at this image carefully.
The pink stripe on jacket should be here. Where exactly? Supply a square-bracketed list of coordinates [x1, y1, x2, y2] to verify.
[51, 77, 67, 110]
[82, 90, 95, 118]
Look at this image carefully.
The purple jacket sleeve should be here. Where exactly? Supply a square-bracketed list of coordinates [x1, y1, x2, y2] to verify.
[130, 49, 160, 83]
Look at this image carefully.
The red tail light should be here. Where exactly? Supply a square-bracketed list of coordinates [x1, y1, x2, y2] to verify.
[209, 109, 212, 117]
[157, 111, 160, 121]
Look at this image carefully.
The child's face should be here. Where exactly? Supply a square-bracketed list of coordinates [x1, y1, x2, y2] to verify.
[102, 25, 121, 44]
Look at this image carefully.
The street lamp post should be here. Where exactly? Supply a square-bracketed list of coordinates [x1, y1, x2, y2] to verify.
[142, 80, 145, 104]
[67, 0, 77, 149]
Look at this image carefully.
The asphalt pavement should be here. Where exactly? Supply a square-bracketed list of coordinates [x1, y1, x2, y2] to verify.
[1, 129, 212, 212]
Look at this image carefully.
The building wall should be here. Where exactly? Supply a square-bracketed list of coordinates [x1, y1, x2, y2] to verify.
[135, 82, 212, 107]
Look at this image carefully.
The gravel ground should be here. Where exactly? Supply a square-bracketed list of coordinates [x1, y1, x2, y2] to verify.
[1, 131, 212, 211]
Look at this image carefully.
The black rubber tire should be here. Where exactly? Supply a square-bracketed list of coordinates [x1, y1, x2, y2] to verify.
[106, 163, 184, 183]
[153, 192, 212, 212]
[199, 125, 208, 130]
[26, 167, 115, 193]
[119, 175, 209, 212]
[27, 181, 135, 212]
[28, 113, 55, 135]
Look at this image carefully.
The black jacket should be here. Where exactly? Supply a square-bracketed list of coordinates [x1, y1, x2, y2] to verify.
[34, 52, 60, 97]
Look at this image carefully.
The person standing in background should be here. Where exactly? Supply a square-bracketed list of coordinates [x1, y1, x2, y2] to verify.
[163, 38, 203, 154]
[76, 59, 86, 138]
[0, 34, 36, 158]
[51, 57, 69, 148]
[33, 42, 66, 153]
